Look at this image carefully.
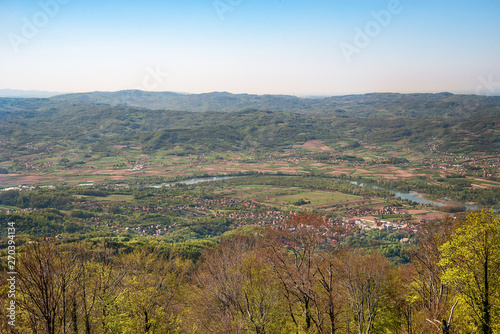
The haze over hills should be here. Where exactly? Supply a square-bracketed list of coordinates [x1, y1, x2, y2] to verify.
[50, 90, 500, 117]
[0, 89, 65, 98]
[1, 91, 499, 157]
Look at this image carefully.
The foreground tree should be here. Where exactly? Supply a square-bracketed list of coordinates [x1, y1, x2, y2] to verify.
[194, 235, 288, 333]
[314, 251, 346, 334]
[265, 214, 331, 332]
[16, 241, 79, 334]
[407, 218, 457, 332]
[440, 210, 500, 334]
[337, 250, 390, 334]
[105, 249, 188, 333]
[74, 242, 126, 334]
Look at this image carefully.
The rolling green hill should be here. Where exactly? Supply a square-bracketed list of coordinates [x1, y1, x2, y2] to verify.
[50, 90, 500, 117]
[0, 92, 499, 161]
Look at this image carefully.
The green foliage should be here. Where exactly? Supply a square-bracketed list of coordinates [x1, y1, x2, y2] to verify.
[0, 209, 66, 237]
[4, 209, 500, 333]
[293, 198, 309, 206]
[0, 188, 74, 209]
[358, 176, 500, 209]
[47, 91, 500, 119]
[1, 93, 499, 162]
[224, 175, 394, 198]
[338, 155, 365, 162]
[440, 210, 500, 333]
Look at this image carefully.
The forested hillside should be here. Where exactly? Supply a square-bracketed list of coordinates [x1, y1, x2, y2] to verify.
[2, 211, 500, 333]
[50, 90, 500, 117]
[1, 92, 499, 160]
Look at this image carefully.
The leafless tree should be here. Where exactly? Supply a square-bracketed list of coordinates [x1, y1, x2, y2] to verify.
[408, 218, 456, 332]
[337, 250, 390, 334]
[73, 242, 126, 334]
[315, 250, 346, 334]
[265, 213, 332, 332]
[195, 235, 285, 333]
[17, 240, 79, 334]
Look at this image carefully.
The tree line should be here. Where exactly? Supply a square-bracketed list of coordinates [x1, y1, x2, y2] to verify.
[354, 176, 500, 209]
[1, 210, 499, 333]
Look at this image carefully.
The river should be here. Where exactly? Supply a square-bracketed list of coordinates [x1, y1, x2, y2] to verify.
[149, 176, 235, 188]
[343, 180, 479, 210]
[150, 175, 480, 210]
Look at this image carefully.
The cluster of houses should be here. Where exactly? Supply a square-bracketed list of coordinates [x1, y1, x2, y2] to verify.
[10, 158, 54, 172]
[4, 207, 38, 214]
[130, 164, 147, 171]
[1, 184, 54, 192]
[217, 210, 292, 228]
[426, 152, 499, 179]
[342, 217, 406, 231]
[74, 196, 262, 214]
[343, 205, 403, 218]
[117, 223, 177, 236]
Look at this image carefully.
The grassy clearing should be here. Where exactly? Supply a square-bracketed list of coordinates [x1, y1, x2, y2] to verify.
[102, 194, 135, 202]
[276, 191, 359, 206]
[228, 185, 287, 201]
[0, 204, 19, 210]
[75, 194, 135, 202]
[224, 184, 368, 211]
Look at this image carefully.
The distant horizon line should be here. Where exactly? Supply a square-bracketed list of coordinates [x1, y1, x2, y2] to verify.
[0, 88, 498, 99]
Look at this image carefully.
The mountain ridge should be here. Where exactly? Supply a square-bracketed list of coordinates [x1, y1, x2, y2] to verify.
[48, 90, 500, 116]
[0, 91, 499, 156]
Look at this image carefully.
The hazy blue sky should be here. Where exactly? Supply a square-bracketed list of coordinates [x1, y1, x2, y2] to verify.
[1, 0, 499, 95]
